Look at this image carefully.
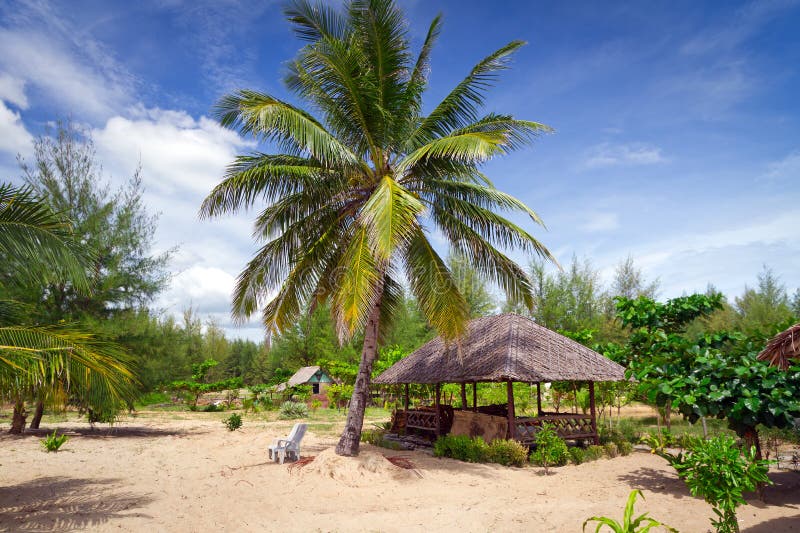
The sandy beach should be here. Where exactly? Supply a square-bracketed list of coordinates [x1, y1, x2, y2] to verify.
[1, 414, 799, 532]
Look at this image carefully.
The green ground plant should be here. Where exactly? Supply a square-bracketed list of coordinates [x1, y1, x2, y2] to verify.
[433, 435, 489, 463]
[659, 436, 772, 533]
[585, 445, 606, 461]
[41, 430, 69, 452]
[569, 447, 586, 465]
[223, 413, 243, 431]
[279, 401, 308, 420]
[583, 490, 676, 533]
[531, 424, 569, 472]
[487, 439, 529, 467]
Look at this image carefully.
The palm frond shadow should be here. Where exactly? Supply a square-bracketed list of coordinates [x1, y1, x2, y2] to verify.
[0, 477, 153, 532]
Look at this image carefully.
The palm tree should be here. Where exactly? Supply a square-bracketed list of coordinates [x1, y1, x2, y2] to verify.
[201, 0, 554, 455]
[0, 183, 138, 433]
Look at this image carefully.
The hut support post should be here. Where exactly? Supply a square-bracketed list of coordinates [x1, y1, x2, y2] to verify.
[460, 382, 467, 410]
[589, 381, 599, 445]
[472, 382, 477, 412]
[506, 380, 516, 440]
[435, 383, 442, 437]
[536, 382, 542, 416]
[404, 383, 409, 411]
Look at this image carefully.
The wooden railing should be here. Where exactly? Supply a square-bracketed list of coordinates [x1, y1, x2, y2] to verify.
[516, 414, 596, 445]
[406, 410, 438, 431]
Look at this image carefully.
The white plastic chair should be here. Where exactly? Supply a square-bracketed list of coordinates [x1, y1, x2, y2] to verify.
[268, 423, 307, 464]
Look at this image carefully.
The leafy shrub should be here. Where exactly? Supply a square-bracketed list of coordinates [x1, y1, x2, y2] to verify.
[641, 431, 672, 454]
[327, 384, 354, 409]
[41, 430, 69, 452]
[310, 399, 322, 413]
[203, 403, 224, 412]
[223, 413, 243, 431]
[604, 442, 619, 458]
[617, 419, 642, 444]
[433, 435, 489, 463]
[531, 424, 569, 473]
[583, 489, 676, 533]
[279, 401, 308, 419]
[618, 441, 634, 456]
[660, 436, 771, 533]
[585, 445, 606, 461]
[487, 439, 528, 467]
[599, 426, 624, 446]
[569, 447, 586, 465]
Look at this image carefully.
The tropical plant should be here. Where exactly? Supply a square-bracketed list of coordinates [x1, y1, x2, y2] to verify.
[41, 430, 70, 452]
[530, 423, 569, 473]
[279, 400, 309, 419]
[660, 436, 772, 533]
[223, 413, 243, 431]
[0, 183, 139, 434]
[433, 434, 489, 463]
[486, 438, 528, 467]
[583, 490, 676, 533]
[200, 0, 553, 456]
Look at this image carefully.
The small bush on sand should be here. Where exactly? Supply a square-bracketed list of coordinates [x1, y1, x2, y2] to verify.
[585, 445, 606, 461]
[531, 424, 569, 473]
[604, 442, 619, 458]
[487, 439, 528, 467]
[279, 401, 308, 419]
[41, 430, 69, 452]
[433, 435, 489, 463]
[223, 413, 242, 431]
[618, 441, 634, 456]
[569, 447, 586, 465]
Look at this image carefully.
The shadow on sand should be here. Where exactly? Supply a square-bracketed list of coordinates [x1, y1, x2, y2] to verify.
[616, 467, 690, 499]
[0, 477, 154, 532]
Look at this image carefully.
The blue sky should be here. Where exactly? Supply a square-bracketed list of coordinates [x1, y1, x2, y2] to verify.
[1, 0, 798, 340]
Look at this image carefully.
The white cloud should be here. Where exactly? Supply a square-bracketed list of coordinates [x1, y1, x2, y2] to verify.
[762, 150, 800, 182]
[583, 142, 666, 169]
[161, 265, 235, 316]
[579, 212, 619, 233]
[0, 73, 28, 109]
[0, 100, 33, 156]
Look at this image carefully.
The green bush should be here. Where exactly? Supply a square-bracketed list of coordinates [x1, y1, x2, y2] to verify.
[604, 442, 619, 458]
[279, 401, 308, 419]
[585, 445, 605, 461]
[660, 436, 771, 533]
[618, 441, 634, 456]
[531, 424, 569, 472]
[569, 447, 586, 465]
[616, 419, 643, 443]
[433, 435, 489, 463]
[135, 391, 171, 406]
[41, 430, 69, 452]
[487, 439, 528, 467]
[223, 413, 242, 431]
[203, 403, 224, 412]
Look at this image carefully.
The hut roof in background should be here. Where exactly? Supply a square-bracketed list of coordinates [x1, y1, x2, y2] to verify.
[374, 314, 626, 385]
[758, 323, 800, 370]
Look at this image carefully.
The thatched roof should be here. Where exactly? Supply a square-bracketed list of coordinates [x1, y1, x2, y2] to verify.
[374, 314, 626, 385]
[758, 323, 800, 370]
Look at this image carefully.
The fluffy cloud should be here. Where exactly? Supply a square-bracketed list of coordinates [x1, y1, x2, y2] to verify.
[0, 73, 28, 109]
[0, 99, 33, 156]
[583, 142, 666, 169]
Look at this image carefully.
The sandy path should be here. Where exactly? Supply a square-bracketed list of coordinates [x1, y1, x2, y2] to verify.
[1, 417, 799, 532]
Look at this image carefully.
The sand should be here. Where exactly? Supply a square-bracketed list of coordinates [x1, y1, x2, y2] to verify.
[1, 415, 799, 532]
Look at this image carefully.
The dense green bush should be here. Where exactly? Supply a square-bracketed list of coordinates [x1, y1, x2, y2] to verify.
[616, 419, 642, 443]
[604, 442, 619, 458]
[279, 401, 309, 419]
[618, 441, 634, 456]
[585, 445, 606, 461]
[223, 413, 242, 431]
[203, 403, 224, 412]
[433, 435, 489, 463]
[569, 447, 586, 465]
[530, 424, 569, 472]
[487, 439, 529, 467]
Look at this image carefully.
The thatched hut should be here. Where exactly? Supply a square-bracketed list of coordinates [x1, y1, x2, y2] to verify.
[374, 314, 626, 445]
[758, 323, 800, 370]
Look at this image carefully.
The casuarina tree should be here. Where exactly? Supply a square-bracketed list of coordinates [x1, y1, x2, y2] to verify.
[201, 0, 553, 455]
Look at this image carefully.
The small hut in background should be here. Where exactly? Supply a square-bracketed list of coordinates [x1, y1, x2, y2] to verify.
[374, 314, 626, 445]
[758, 323, 800, 370]
[276, 366, 335, 394]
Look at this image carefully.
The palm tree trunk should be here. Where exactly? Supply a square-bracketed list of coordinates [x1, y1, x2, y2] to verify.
[29, 400, 44, 429]
[9, 400, 27, 434]
[335, 293, 383, 457]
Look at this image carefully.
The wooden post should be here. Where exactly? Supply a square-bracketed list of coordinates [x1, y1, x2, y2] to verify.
[506, 379, 516, 440]
[536, 382, 542, 416]
[472, 382, 477, 412]
[434, 383, 442, 437]
[404, 383, 409, 411]
[589, 381, 599, 445]
[460, 382, 467, 410]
